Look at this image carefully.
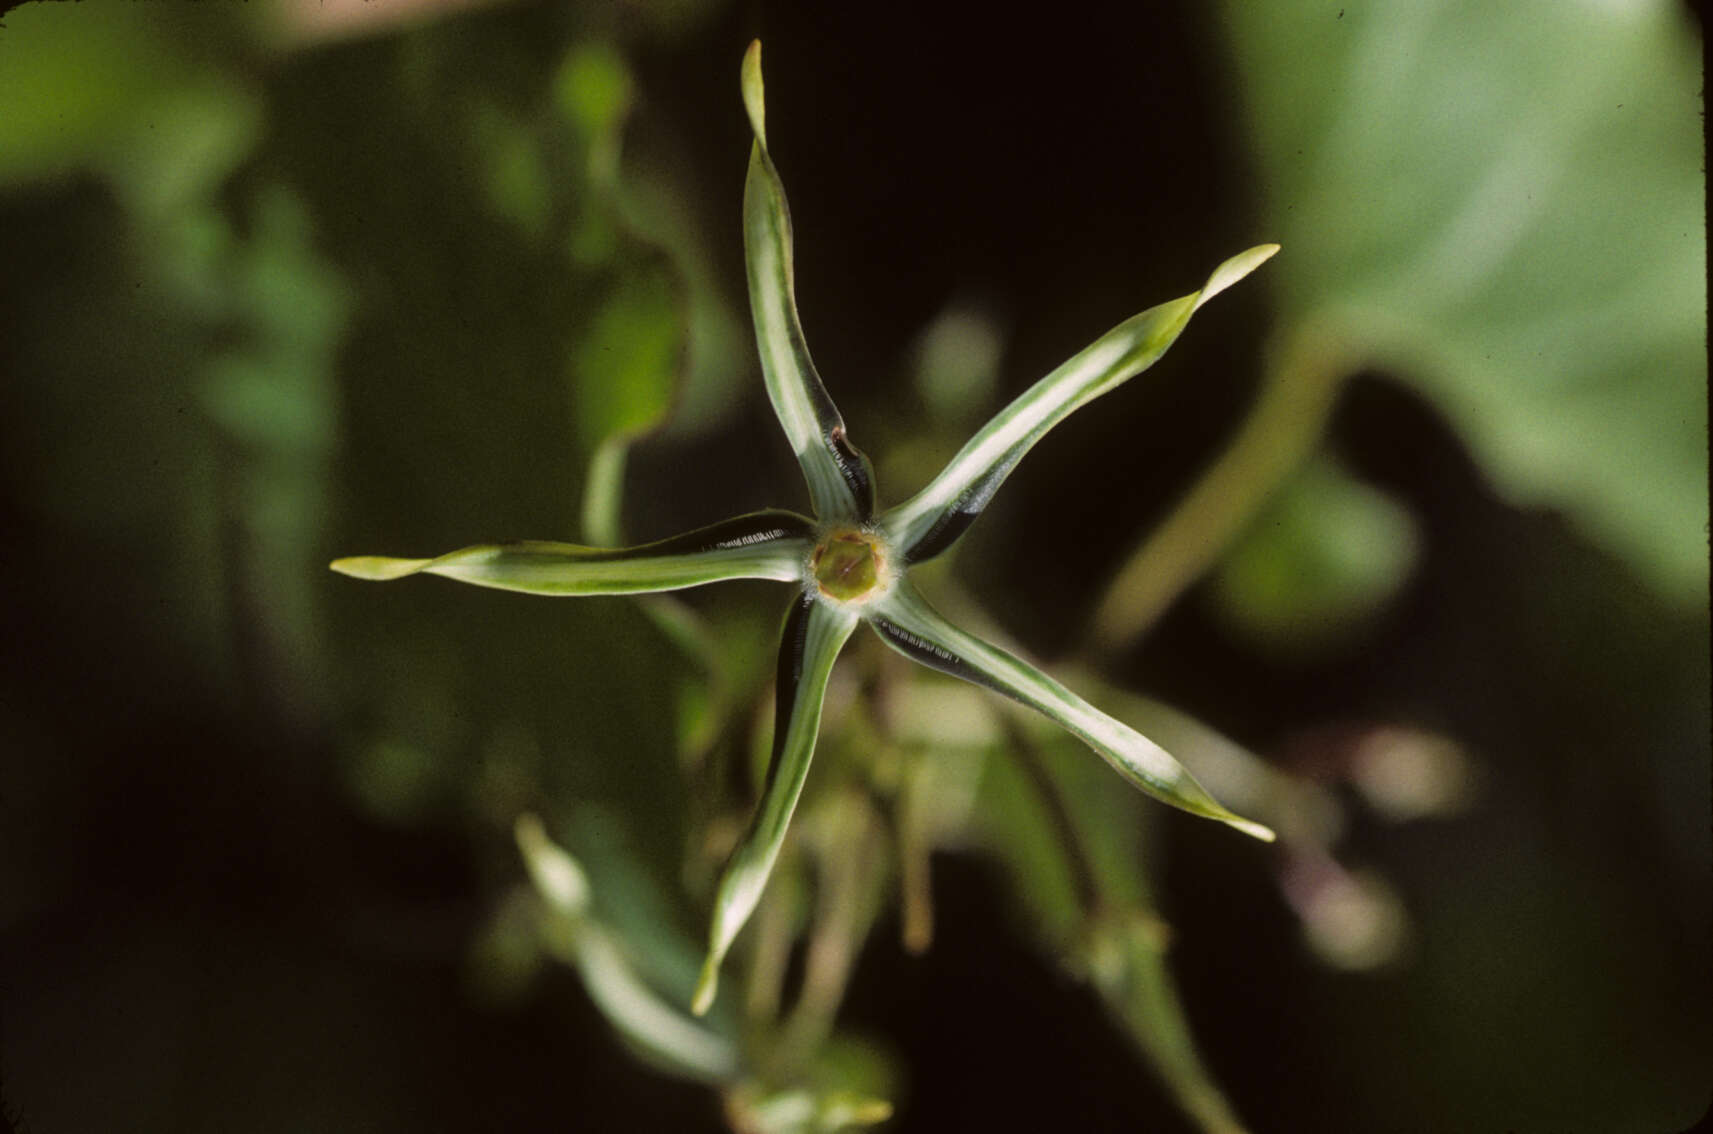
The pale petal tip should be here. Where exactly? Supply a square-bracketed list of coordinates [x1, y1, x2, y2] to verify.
[329, 555, 430, 581]
[691, 954, 720, 1016]
[1226, 815, 1277, 843]
[514, 813, 591, 914]
[851, 1099, 894, 1124]
[741, 39, 766, 147]
[1194, 242, 1281, 311]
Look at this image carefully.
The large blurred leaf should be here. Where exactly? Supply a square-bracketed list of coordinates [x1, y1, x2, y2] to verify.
[1221, 0, 1706, 599]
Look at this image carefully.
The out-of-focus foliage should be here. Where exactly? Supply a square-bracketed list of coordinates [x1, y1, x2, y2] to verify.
[958, 690, 1250, 1134]
[0, 3, 255, 197]
[2, 3, 751, 1128]
[1, 3, 1706, 1134]
[1219, 0, 1706, 602]
[1210, 455, 1419, 658]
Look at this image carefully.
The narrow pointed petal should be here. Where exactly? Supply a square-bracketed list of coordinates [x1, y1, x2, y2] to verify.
[693, 593, 859, 1014]
[880, 245, 1280, 563]
[866, 580, 1274, 841]
[741, 41, 876, 523]
[330, 510, 815, 596]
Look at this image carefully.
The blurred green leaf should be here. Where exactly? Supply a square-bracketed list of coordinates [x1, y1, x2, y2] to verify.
[201, 354, 322, 449]
[1222, 0, 1706, 599]
[554, 42, 634, 163]
[548, 40, 737, 773]
[202, 186, 350, 698]
[913, 301, 1004, 428]
[516, 816, 742, 1083]
[0, 4, 259, 213]
[966, 714, 1253, 1134]
[0, 5, 186, 181]
[107, 84, 260, 219]
[561, 803, 714, 1001]
[1209, 455, 1418, 657]
[571, 267, 683, 449]
[465, 97, 551, 239]
[346, 737, 446, 823]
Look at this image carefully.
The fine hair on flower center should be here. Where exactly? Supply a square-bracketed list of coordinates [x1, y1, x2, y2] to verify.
[810, 529, 886, 603]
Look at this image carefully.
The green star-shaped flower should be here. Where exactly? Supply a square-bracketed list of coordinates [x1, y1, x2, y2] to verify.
[334, 40, 1277, 1017]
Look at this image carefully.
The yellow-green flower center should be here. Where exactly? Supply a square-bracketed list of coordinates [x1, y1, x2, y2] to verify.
[811, 530, 882, 602]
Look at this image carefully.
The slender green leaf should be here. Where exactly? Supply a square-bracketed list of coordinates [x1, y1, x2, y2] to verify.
[515, 817, 740, 1083]
[881, 245, 1278, 563]
[866, 580, 1273, 841]
[331, 510, 814, 596]
[972, 732, 1251, 1134]
[575, 923, 742, 1083]
[1092, 914, 1252, 1134]
[694, 594, 859, 1014]
[740, 41, 876, 523]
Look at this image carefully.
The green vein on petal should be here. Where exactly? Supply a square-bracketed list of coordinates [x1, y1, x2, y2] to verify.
[866, 580, 1275, 842]
[330, 510, 815, 596]
[881, 244, 1280, 563]
[693, 595, 859, 1015]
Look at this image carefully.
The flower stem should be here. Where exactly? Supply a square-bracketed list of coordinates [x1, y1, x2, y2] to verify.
[1089, 326, 1350, 656]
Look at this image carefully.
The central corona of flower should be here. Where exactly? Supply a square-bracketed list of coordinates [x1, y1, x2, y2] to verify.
[810, 529, 886, 603]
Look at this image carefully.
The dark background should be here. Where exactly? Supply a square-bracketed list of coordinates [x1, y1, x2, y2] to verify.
[1, 1, 1707, 1131]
